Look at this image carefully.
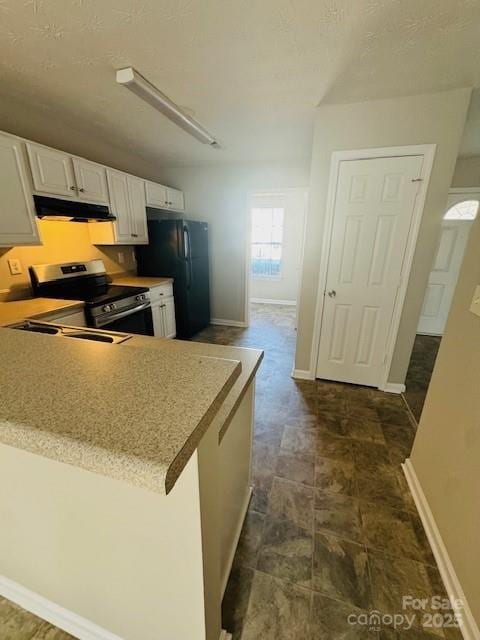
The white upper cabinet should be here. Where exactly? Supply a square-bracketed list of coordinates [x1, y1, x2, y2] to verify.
[89, 170, 148, 245]
[127, 175, 148, 243]
[71, 158, 109, 203]
[145, 181, 168, 208]
[0, 134, 40, 246]
[166, 187, 185, 212]
[27, 143, 76, 198]
[107, 170, 132, 243]
[145, 181, 185, 212]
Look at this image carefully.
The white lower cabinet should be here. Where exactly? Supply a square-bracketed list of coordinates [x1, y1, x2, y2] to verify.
[150, 286, 176, 339]
[162, 296, 176, 338]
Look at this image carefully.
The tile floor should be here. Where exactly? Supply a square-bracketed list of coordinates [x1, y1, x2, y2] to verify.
[0, 305, 459, 640]
[197, 304, 461, 640]
[403, 334, 442, 422]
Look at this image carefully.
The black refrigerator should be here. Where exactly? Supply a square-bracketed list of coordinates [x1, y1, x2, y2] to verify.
[135, 219, 210, 339]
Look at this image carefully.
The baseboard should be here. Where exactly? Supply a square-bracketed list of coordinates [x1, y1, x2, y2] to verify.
[379, 382, 406, 394]
[291, 368, 315, 380]
[250, 298, 296, 306]
[219, 631, 233, 640]
[402, 459, 479, 640]
[0, 576, 123, 640]
[221, 486, 253, 597]
[210, 318, 248, 328]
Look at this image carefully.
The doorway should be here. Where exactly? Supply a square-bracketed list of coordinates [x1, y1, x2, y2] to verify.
[245, 189, 307, 327]
[404, 189, 480, 420]
[314, 146, 435, 389]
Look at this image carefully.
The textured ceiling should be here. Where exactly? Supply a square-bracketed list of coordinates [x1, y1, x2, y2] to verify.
[0, 0, 478, 168]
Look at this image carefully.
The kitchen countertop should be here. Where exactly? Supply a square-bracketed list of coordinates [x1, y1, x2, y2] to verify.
[126, 335, 263, 443]
[0, 298, 84, 327]
[112, 275, 173, 288]
[0, 328, 241, 494]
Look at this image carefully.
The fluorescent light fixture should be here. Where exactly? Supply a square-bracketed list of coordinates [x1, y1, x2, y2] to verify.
[116, 67, 220, 148]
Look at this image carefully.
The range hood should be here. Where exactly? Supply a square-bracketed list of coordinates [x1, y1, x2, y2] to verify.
[34, 196, 116, 223]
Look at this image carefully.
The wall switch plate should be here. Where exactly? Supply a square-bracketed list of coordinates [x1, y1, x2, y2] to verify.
[8, 258, 22, 275]
[117, 251, 125, 265]
[469, 285, 480, 318]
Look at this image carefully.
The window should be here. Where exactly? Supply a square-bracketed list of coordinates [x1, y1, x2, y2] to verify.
[443, 200, 479, 221]
[251, 207, 284, 278]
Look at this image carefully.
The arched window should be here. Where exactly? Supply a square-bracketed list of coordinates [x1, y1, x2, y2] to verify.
[443, 200, 479, 221]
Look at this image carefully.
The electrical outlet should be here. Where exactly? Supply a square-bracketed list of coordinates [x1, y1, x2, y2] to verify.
[8, 258, 22, 275]
[117, 251, 125, 265]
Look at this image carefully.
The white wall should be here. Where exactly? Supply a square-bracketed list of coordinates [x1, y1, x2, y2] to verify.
[451, 155, 480, 187]
[250, 189, 307, 304]
[410, 212, 480, 629]
[156, 163, 310, 323]
[295, 88, 471, 383]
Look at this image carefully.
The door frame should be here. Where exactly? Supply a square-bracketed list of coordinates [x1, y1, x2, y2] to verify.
[417, 186, 480, 336]
[311, 144, 436, 392]
[243, 187, 309, 327]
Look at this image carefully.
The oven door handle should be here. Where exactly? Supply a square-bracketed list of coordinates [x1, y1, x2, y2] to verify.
[95, 302, 151, 327]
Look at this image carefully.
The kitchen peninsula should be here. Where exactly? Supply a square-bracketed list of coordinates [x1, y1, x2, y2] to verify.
[0, 327, 262, 640]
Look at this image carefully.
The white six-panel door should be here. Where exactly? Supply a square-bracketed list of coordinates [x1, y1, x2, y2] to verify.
[316, 155, 424, 386]
[417, 191, 479, 335]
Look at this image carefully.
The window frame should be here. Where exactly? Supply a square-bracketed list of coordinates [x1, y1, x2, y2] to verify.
[250, 206, 285, 280]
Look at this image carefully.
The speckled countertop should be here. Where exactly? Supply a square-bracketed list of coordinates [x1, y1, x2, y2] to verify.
[112, 275, 173, 288]
[0, 298, 85, 327]
[125, 335, 263, 443]
[0, 328, 241, 494]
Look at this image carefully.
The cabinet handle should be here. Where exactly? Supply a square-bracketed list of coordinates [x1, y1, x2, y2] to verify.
[131, 233, 138, 238]
[79, 188, 85, 193]
[70, 186, 76, 191]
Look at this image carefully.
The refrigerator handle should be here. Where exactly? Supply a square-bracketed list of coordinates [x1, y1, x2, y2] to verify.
[184, 225, 192, 289]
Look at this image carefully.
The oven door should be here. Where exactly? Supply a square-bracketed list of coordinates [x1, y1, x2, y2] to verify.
[93, 302, 154, 336]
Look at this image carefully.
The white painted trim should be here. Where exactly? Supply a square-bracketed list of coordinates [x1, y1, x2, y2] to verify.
[210, 318, 248, 328]
[310, 144, 437, 388]
[0, 576, 124, 640]
[402, 459, 480, 640]
[448, 187, 480, 195]
[221, 486, 253, 597]
[417, 331, 443, 337]
[219, 631, 233, 640]
[291, 368, 315, 380]
[250, 297, 296, 306]
[378, 382, 406, 394]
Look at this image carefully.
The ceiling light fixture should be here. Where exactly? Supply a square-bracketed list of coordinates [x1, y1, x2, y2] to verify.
[116, 67, 220, 148]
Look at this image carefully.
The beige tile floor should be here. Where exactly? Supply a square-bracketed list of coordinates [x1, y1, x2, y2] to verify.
[0, 305, 460, 640]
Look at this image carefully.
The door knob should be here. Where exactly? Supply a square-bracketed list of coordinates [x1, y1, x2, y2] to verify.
[327, 290, 337, 298]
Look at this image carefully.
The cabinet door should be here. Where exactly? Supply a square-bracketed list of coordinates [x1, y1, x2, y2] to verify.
[72, 158, 109, 203]
[106, 170, 133, 243]
[162, 296, 177, 339]
[0, 135, 41, 246]
[26, 143, 76, 197]
[145, 181, 168, 208]
[166, 187, 184, 212]
[151, 302, 165, 337]
[127, 175, 148, 244]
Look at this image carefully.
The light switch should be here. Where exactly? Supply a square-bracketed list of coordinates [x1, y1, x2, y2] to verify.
[8, 258, 22, 275]
[117, 251, 125, 265]
[469, 285, 480, 318]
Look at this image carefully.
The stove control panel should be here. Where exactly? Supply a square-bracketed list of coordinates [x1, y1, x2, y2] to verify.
[102, 303, 117, 313]
[135, 294, 148, 302]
